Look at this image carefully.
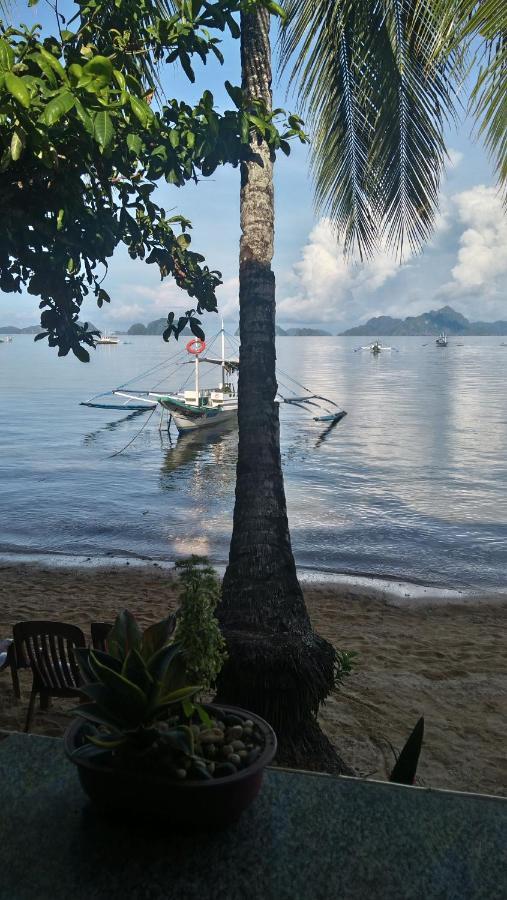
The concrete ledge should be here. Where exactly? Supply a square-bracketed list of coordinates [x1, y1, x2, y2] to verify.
[0, 733, 505, 899]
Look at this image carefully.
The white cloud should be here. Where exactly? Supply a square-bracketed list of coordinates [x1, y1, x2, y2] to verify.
[447, 148, 464, 171]
[278, 185, 507, 328]
[277, 219, 409, 325]
[437, 185, 507, 318]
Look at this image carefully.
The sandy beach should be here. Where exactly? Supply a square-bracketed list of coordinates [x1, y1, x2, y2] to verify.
[0, 562, 505, 797]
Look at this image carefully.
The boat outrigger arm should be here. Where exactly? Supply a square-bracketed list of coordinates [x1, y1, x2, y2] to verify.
[279, 393, 346, 423]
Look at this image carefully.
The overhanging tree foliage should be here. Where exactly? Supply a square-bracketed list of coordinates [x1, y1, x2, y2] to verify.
[0, 0, 303, 359]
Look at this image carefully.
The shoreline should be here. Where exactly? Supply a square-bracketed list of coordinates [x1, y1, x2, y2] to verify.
[0, 561, 506, 796]
[1, 552, 505, 607]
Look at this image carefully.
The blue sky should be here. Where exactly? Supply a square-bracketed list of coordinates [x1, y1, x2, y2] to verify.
[2, 1, 506, 332]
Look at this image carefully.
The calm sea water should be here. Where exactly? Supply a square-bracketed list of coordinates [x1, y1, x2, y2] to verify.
[1, 334, 506, 590]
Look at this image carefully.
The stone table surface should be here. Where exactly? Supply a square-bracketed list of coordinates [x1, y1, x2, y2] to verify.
[0, 733, 505, 900]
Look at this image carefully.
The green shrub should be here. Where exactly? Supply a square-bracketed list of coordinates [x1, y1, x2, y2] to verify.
[174, 556, 227, 695]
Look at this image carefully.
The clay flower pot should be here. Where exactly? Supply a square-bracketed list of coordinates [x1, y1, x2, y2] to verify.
[65, 704, 277, 828]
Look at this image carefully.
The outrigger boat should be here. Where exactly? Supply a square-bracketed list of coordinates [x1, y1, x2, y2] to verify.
[436, 332, 448, 347]
[82, 323, 346, 434]
[355, 340, 394, 354]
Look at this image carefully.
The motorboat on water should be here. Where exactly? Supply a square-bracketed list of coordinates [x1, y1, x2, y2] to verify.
[436, 333, 448, 347]
[95, 332, 120, 345]
[82, 322, 347, 435]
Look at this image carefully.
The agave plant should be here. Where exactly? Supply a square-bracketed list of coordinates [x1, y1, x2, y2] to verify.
[72, 610, 208, 775]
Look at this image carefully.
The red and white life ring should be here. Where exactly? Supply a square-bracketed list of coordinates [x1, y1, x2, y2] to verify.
[186, 338, 206, 355]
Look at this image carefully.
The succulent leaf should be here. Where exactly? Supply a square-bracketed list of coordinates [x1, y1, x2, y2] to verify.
[140, 615, 177, 661]
[106, 610, 142, 662]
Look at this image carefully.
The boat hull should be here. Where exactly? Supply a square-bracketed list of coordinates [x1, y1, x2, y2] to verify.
[158, 397, 238, 433]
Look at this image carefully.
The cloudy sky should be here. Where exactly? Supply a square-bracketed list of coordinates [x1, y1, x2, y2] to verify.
[3, 2, 507, 332]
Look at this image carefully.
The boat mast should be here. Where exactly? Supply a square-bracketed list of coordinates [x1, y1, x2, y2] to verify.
[195, 352, 200, 406]
[221, 318, 225, 390]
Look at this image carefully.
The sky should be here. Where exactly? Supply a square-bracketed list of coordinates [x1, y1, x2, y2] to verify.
[3, 1, 506, 333]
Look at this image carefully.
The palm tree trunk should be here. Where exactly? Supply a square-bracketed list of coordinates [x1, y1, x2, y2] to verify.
[215, 8, 352, 775]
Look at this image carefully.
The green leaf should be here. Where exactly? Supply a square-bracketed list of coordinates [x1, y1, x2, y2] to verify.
[240, 113, 250, 144]
[74, 97, 94, 135]
[83, 55, 113, 87]
[72, 344, 90, 363]
[93, 110, 114, 150]
[39, 47, 66, 81]
[122, 648, 154, 696]
[113, 69, 126, 91]
[73, 701, 125, 730]
[88, 653, 148, 722]
[107, 610, 142, 662]
[5, 72, 31, 109]
[179, 51, 195, 83]
[156, 685, 201, 707]
[10, 127, 26, 161]
[224, 80, 243, 109]
[129, 95, 154, 127]
[126, 132, 143, 155]
[146, 642, 182, 682]
[0, 40, 15, 73]
[40, 90, 75, 126]
[88, 734, 125, 749]
[140, 615, 176, 661]
[88, 649, 122, 676]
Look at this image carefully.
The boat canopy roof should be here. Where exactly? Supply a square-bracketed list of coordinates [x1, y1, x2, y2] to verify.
[200, 356, 240, 373]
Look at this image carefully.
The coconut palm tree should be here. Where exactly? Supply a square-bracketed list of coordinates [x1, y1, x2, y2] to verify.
[216, 0, 507, 771]
[215, 5, 350, 772]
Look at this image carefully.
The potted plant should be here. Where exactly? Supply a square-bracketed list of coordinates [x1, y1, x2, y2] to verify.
[65, 561, 277, 827]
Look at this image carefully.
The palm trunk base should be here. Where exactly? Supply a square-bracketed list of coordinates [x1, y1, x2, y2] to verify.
[275, 715, 355, 777]
[214, 628, 354, 775]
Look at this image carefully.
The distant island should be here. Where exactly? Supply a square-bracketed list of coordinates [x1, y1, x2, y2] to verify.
[235, 326, 331, 337]
[340, 305, 507, 336]
[0, 320, 98, 335]
[0, 325, 40, 334]
[127, 318, 192, 336]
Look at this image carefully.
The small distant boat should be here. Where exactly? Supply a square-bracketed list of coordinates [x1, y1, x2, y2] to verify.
[436, 333, 448, 347]
[0, 336, 12, 343]
[96, 332, 120, 345]
[355, 340, 393, 354]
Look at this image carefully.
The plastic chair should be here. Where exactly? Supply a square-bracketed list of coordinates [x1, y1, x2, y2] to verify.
[0, 639, 21, 699]
[12, 621, 86, 732]
[90, 622, 111, 653]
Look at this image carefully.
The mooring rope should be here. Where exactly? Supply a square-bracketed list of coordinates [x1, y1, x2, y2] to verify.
[109, 405, 158, 457]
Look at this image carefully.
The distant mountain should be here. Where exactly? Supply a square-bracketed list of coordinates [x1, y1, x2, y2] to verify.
[127, 318, 192, 336]
[284, 327, 332, 337]
[340, 306, 507, 336]
[0, 325, 39, 334]
[0, 321, 97, 335]
[234, 325, 331, 337]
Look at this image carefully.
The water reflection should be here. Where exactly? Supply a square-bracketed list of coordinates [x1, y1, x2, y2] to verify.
[83, 409, 148, 445]
[160, 423, 237, 485]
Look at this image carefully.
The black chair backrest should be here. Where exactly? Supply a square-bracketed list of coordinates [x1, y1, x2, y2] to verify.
[12, 621, 85, 691]
[90, 622, 112, 653]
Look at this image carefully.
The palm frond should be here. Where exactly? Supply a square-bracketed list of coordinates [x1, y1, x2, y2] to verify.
[411, 0, 507, 196]
[280, 0, 458, 259]
[456, 0, 507, 195]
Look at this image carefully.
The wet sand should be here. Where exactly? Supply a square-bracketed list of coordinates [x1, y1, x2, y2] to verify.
[0, 563, 505, 796]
